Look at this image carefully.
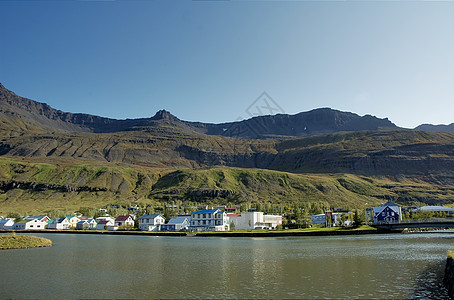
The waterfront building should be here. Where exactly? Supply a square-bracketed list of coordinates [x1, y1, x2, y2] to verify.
[228, 212, 282, 230]
[138, 214, 165, 231]
[76, 218, 97, 230]
[47, 217, 71, 230]
[115, 215, 135, 228]
[67, 216, 81, 228]
[13, 218, 48, 230]
[417, 206, 454, 215]
[96, 219, 115, 230]
[373, 201, 402, 223]
[190, 209, 229, 231]
[160, 216, 190, 231]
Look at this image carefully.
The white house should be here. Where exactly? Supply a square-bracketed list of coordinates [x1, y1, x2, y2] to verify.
[76, 218, 97, 230]
[115, 215, 135, 228]
[138, 214, 165, 231]
[96, 219, 115, 230]
[66, 216, 81, 229]
[190, 209, 229, 232]
[228, 212, 282, 230]
[47, 217, 72, 230]
[13, 218, 48, 230]
[160, 216, 191, 231]
[0, 218, 15, 230]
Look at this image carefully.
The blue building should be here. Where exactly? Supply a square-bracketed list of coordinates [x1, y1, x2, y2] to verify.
[373, 201, 402, 223]
[160, 216, 190, 231]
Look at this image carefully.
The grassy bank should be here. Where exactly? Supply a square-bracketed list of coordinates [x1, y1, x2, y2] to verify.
[0, 234, 53, 250]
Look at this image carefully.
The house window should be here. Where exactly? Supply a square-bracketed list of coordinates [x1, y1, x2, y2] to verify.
[203, 220, 206, 225]
[203, 214, 206, 218]
[382, 212, 385, 216]
[391, 212, 395, 216]
[30, 225, 33, 228]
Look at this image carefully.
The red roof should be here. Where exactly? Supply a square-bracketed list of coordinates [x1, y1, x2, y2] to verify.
[227, 214, 241, 217]
[98, 220, 109, 225]
[115, 215, 131, 222]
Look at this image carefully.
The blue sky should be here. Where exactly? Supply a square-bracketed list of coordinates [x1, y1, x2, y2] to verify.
[1, 1, 453, 128]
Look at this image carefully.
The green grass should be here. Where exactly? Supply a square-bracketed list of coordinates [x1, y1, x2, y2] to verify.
[0, 234, 53, 250]
[1, 155, 454, 215]
[202, 225, 378, 235]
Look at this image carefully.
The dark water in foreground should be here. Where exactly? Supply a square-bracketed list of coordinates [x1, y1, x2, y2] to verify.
[0, 232, 452, 299]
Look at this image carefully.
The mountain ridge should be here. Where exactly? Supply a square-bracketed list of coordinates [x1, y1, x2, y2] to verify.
[0, 83, 398, 138]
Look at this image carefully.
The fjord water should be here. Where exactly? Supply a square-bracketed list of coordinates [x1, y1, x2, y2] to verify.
[1, 232, 452, 299]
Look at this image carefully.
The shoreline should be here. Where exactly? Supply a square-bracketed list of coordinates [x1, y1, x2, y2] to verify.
[0, 228, 400, 237]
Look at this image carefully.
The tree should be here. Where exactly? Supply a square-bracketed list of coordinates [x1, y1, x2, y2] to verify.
[163, 207, 171, 222]
[353, 209, 364, 227]
[294, 208, 303, 228]
[230, 221, 235, 231]
[341, 213, 347, 227]
[7, 212, 21, 222]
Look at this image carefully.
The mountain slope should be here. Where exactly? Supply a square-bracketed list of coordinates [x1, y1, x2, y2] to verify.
[2, 156, 454, 215]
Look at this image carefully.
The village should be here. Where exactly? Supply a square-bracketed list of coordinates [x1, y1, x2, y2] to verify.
[2, 201, 454, 232]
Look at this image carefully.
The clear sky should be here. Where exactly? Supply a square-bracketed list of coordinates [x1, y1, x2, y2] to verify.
[1, 1, 453, 128]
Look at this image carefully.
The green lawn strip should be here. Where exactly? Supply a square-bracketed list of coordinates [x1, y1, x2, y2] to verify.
[198, 225, 378, 235]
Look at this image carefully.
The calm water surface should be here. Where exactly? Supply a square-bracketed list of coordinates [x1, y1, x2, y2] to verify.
[1, 232, 453, 299]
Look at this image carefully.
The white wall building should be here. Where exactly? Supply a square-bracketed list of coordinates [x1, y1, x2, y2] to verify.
[229, 212, 282, 230]
[190, 209, 229, 231]
[13, 218, 48, 230]
[138, 214, 166, 231]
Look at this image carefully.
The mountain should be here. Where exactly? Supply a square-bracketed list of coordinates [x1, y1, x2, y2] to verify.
[0, 83, 397, 138]
[1, 83, 454, 214]
[415, 123, 454, 132]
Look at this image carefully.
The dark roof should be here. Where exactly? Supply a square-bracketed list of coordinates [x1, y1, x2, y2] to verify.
[139, 214, 162, 219]
[115, 215, 132, 222]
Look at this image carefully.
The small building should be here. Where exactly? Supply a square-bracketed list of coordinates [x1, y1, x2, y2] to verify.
[310, 212, 343, 227]
[115, 215, 135, 229]
[373, 201, 402, 223]
[161, 216, 190, 231]
[66, 216, 81, 229]
[138, 214, 165, 231]
[76, 218, 97, 230]
[13, 218, 48, 230]
[48, 217, 72, 230]
[190, 209, 229, 232]
[96, 219, 115, 230]
[418, 206, 454, 215]
[0, 218, 15, 230]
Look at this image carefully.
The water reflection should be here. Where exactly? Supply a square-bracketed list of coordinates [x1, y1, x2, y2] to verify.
[0, 232, 452, 298]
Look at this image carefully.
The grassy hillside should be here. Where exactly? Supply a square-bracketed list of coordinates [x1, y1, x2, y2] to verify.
[1, 156, 453, 215]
